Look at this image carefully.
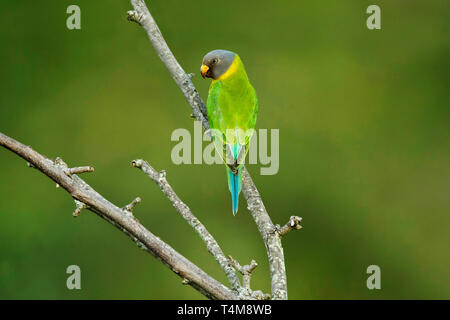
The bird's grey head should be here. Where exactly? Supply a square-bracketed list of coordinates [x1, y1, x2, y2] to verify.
[201, 49, 236, 80]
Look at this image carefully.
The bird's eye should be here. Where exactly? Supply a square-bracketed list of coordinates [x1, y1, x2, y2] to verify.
[212, 58, 218, 64]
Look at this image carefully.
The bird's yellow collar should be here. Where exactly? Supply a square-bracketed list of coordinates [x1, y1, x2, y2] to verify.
[215, 57, 239, 81]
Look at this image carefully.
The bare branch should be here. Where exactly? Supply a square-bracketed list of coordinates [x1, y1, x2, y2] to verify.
[241, 168, 288, 300]
[0, 132, 239, 300]
[132, 159, 242, 292]
[278, 216, 303, 237]
[128, 0, 291, 299]
[128, 0, 209, 129]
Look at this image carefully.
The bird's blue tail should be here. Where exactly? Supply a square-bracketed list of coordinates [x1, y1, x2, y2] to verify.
[227, 166, 242, 215]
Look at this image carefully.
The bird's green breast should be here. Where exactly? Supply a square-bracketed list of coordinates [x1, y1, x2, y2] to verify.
[206, 55, 258, 135]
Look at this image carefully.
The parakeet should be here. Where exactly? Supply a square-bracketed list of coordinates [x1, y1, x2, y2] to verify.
[201, 49, 258, 215]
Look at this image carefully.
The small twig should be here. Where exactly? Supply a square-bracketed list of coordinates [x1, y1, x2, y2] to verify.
[123, 197, 142, 215]
[54, 157, 94, 178]
[229, 255, 258, 288]
[67, 166, 95, 176]
[278, 216, 303, 237]
[73, 200, 87, 217]
[127, 10, 144, 25]
[132, 159, 242, 292]
[229, 256, 270, 300]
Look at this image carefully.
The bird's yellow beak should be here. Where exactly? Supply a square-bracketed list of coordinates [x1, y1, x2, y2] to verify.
[201, 64, 209, 78]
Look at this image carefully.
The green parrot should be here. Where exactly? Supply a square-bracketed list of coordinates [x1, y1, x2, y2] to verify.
[201, 49, 258, 215]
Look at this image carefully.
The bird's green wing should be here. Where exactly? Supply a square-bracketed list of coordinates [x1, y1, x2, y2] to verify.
[244, 87, 258, 155]
[206, 81, 230, 164]
[234, 85, 258, 166]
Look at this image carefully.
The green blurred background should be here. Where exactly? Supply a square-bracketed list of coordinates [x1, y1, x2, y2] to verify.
[0, 0, 449, 299]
